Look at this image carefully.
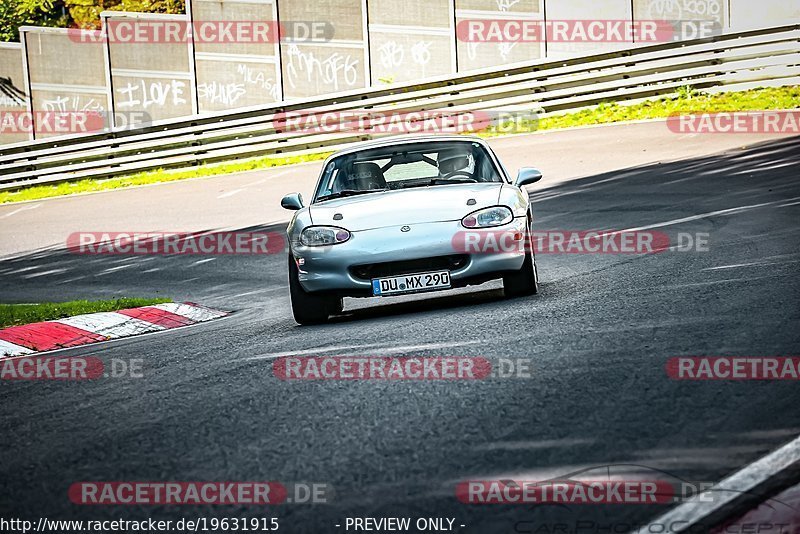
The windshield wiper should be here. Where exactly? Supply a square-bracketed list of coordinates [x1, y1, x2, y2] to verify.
[316, 189, 385, 202]
[429, 178, 477, 184]
[397, 178, 477, 190]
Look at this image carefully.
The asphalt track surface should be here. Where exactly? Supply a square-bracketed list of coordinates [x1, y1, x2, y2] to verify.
[1, 122, 799, 533]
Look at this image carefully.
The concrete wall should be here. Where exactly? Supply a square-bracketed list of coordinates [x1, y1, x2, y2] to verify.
[20, 27, 109, 139]
[369, 0, 455, 84]
[632, 0, 727, 39]
[190, 0, 282, 112]
[0, 0, 797, 144]
[103, 12, 196, 124]
[547, 0, 632, 60]
[729, 0, 800, 30]
[0, 43, 29, 145]
[455, 0, 544, 71]
[280, 0, 368, 99]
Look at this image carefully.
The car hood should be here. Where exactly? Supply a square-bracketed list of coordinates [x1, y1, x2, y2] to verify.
[308, 183, 504, 231]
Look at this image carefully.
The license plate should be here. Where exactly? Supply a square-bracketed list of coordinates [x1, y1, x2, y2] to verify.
[372, 270, 451, 296]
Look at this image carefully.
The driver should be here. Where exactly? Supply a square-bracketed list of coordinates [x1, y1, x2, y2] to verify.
[437, 149, 474, 178]
[332, 161, 387, 193]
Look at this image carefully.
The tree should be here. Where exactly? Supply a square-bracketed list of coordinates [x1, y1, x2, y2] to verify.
[64, 0, 106, 29]
[0, 0, 186, 40]
[0, 0, 69, 41]
[68, 0, 186, 29]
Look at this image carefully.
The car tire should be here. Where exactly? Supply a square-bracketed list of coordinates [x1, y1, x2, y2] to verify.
[503, 223, 539, 297]
[288, 256, 337, 325]
[329, 297, 344, 315]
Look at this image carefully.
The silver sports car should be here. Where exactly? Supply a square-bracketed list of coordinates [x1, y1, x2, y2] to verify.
[281, 135, 543, 324]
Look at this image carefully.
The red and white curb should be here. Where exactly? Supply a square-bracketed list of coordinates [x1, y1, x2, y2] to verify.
[0, 302, 229, 358]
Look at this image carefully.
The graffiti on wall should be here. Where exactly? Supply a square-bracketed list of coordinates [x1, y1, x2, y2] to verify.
[377, 40, 433, 70]
[0, 76, 27, 108]
[459, 0, 541, 66]
[197, 63, 280, 106]
[647, 0, 723, 19]
[286, 44, 360, 92]
[41, 94, 104, 113]
[116, 80, 187, 110]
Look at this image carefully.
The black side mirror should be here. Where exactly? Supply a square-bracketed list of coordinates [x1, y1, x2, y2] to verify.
[281, 193, 304, 210]
[515, 168, 543, 188]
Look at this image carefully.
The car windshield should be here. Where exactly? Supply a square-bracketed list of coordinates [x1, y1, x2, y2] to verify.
[314, 141, 504, 202]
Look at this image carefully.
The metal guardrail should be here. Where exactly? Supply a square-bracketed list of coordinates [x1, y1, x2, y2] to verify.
[0, 24, 798, 191]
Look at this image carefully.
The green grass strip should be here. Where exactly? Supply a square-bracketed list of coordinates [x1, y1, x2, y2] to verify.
[0, 298, 172, 328]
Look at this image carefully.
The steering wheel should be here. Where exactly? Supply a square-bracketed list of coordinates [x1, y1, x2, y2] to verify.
[442, 172, 477, 182]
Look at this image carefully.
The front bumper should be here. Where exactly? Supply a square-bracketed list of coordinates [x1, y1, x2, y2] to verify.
[291, 218, 528, 295]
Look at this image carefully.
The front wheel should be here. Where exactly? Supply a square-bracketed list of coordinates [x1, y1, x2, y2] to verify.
[288, 256, 340, 325]
[503, 250, 539, 297]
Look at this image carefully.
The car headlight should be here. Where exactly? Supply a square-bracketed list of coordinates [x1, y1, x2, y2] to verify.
[461, 206, 513, 228]
[300, 226, 351, 246]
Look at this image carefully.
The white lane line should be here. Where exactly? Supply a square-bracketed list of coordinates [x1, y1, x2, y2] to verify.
[5, 266, 39, 275]
[477, 437, 596, 451]
[369, 340, 483, 354]
[0, 203, 42, 219]
[229, 289, 274, 298]
[247, 340, 483, 361]
[0, 339, 34, 358]
[203, 287, 284, 303]
[95, 264, 133, 276]
[55, 276, 87, 285]
[216, 169, 293, 198]
[702, 259, 800, 271]
[668, 274, 783, 289]
[612, 196, 800, 234]
[644, 434, 800, 531]
[217, 189, 244, 199]
[702, 262, 770, 271]
[243, 178, 269, 187]
[250, 168, 291, 184]
[249, 343, 390, 361]
[22, 268, 68, 279]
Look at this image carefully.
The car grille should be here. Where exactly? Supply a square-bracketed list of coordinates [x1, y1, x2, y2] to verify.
[350, 255, 469, 280]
